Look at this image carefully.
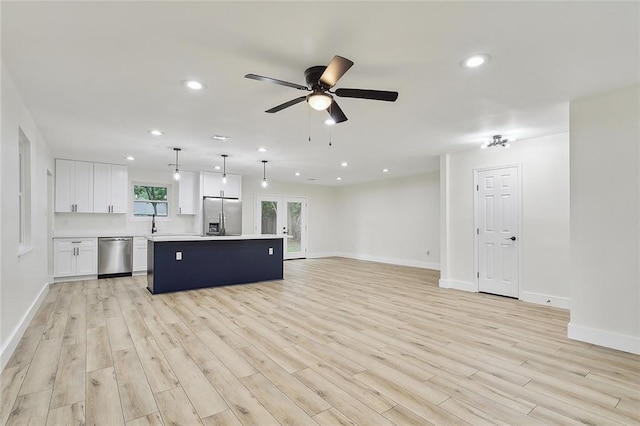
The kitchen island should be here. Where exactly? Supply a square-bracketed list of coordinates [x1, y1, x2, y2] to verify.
[146, 234, 284, 294]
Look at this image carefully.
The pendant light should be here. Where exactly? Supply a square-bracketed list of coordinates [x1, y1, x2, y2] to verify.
[221, 154, 228, 184]
[172, 148, 181, 181]
[261, 160, 268, 188]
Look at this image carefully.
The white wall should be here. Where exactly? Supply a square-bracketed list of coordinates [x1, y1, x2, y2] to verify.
[241, 178, 338, 257]
[569, 85, 639, 354]
[1, 62, 54, 369]
[334, 172, 440, 269]
[53, 167, 199, 236]
[440, 133, 571, 307]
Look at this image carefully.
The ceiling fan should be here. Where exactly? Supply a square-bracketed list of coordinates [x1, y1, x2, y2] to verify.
[245, 55, 398, 124]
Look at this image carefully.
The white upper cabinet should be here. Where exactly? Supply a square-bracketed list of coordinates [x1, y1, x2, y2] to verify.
[178, 171, 198, 215]
[93, 163, 128, 213]
[55, 159, 94, 213]
[203, 172, 242, 199]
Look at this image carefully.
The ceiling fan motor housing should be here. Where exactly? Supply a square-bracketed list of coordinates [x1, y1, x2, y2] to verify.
[305, 66, 328, 89]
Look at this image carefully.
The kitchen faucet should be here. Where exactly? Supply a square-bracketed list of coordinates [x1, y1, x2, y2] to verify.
[151, 214, 157, 234]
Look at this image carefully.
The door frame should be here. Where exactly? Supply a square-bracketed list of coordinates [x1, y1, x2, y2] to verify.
[473, 163, 523, 297]
[255, 194, 308, 260]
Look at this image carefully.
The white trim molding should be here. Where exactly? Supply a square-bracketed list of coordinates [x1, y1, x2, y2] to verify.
[335, 253, 440, 270]
[520, 291, 570, 309]
[568, 322, 640, 355]
[1, 282, 49, 371]
[439, 279, 477, 292]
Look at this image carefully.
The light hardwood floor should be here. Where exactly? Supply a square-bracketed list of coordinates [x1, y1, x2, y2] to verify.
[2, 257, 639, 425]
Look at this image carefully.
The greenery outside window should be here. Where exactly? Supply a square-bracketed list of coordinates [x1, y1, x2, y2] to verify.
[134, 185, 168, 217]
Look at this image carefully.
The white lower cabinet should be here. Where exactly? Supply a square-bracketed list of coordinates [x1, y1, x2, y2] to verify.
[133, 237, 148, 273]
[54, 238, 97, 277]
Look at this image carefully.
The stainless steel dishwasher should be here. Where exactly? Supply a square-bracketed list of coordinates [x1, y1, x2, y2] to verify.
[98, 237, 133, 278]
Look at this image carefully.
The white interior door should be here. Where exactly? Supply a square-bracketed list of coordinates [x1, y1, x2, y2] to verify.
[476, 166, 520, 298]
[256, 195, 307, 260]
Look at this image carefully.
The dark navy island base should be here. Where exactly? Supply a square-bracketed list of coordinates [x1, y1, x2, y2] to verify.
[147, 236, 284, 294]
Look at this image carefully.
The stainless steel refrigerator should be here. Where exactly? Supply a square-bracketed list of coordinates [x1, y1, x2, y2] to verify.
[203, 197, 242, 236]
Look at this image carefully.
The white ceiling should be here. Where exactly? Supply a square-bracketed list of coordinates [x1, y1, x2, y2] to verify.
[2, 1, 638, 185]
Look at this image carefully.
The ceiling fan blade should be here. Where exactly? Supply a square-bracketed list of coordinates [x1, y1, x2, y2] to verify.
[327, 100, 348, 123]
[265, 96, 307, 113]
[245, 74, 308, 91]
[319, 56, 354, 88]
[335, 88, 398, 102]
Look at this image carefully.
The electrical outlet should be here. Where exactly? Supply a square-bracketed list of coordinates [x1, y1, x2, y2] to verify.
[176, 251, 182, 261]
[268, 247, 273, 255]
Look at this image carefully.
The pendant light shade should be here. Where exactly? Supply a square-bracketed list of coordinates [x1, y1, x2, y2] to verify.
[221, 154, 228, 184]
[261, 160, 268, 188]
[172, 148, 181, 181]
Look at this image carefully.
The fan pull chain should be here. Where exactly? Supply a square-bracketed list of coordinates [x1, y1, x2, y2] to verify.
[308, 108, 311, 142]
[329, 124, 332, 147]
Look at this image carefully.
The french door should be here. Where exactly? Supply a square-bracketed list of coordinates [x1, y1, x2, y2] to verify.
[476, 165, 521, 298]
[256, 196, 307, 260]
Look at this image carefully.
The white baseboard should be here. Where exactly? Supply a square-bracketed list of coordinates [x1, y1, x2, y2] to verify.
[306, 252, 341, 259]
[332, 252, 439, 270]
[439, 279, 477, 292]
[0, 282, 49, 371]
[53, 274, 97, 283]
[521, 291, 570, 309]
[568, 322, 640, 355]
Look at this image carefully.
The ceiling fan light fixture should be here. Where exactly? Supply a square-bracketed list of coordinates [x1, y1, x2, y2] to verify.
[307, 91, 333, 111]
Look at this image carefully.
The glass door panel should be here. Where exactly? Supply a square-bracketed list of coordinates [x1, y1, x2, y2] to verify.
[260, 200, 278, 235]
[286, 201, 303, 257]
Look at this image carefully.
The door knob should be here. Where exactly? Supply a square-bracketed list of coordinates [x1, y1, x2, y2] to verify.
[505, 236, 516, 241]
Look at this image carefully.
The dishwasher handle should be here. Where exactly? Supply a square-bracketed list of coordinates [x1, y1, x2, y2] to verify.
[100, 237, 132, 242]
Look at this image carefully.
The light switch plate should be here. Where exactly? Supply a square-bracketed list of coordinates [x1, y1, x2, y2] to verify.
[176, 251, 182, 260]
[268, 247, 273, 255]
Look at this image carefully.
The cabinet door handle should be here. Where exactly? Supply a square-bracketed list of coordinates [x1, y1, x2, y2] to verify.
[179, 207, 182, 214]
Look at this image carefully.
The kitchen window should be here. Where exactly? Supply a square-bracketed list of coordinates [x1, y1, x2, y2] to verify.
[133, 184, 168, 217]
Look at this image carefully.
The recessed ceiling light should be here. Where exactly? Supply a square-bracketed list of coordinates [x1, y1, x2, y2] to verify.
[257, 147, 267, 153]
[324, 119, 336, 125]
[336, 177, 342, 181]
[294, 172, 301, 176]
[212, 135, 230, 141]
[183, 80, 206, 90]
[382, 168, 389, 173]
[214, 166, 221, 170]
[460, 54, 491, 69]
[126, 156, 135, 161]
[149, 129, 163, 136]
[340, 162, 348, 167]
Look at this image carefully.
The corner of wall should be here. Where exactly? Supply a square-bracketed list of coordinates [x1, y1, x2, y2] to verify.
[0, 282, 49, 371]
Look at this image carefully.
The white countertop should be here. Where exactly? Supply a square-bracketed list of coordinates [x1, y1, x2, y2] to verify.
[147, 234, 285, 242]
[53, 231, 201, 239]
